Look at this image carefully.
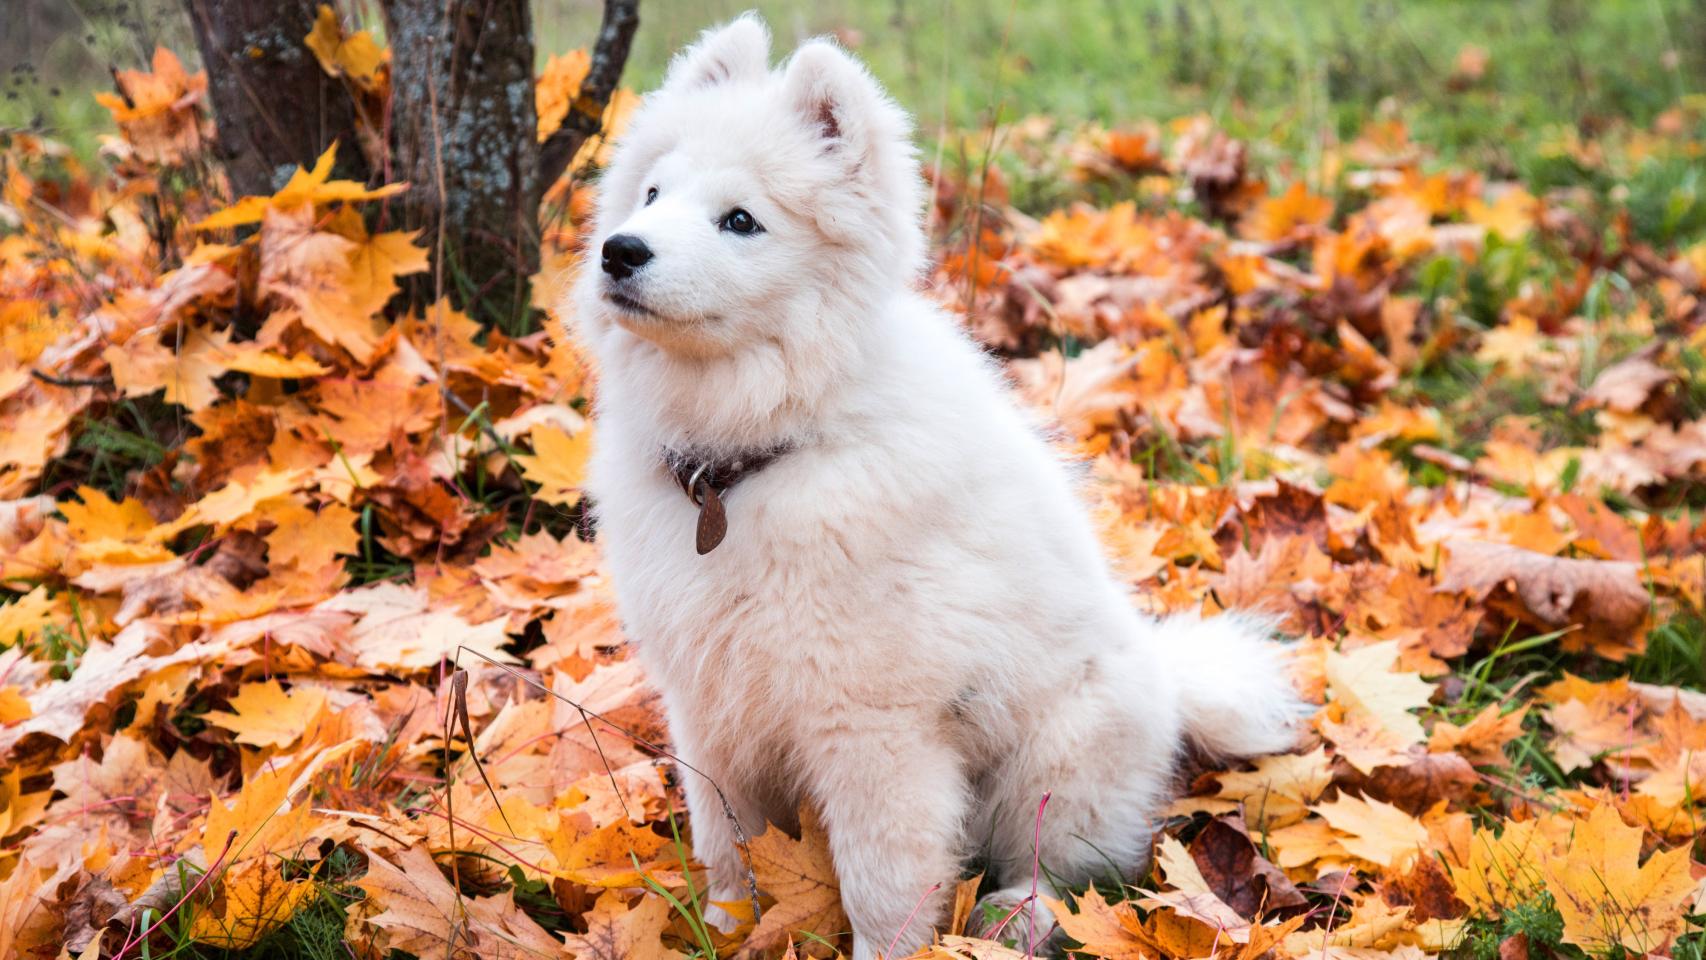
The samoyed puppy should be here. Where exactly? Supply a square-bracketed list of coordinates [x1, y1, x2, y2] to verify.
[570, 15, 1304, 958]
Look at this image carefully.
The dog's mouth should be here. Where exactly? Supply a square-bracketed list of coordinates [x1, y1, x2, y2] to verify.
[604, 289, 660, 319]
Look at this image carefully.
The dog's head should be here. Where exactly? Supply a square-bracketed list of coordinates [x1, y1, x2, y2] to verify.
[573, 15, 923, 358]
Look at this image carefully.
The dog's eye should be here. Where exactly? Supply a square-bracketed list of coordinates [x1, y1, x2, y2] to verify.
[644, 186, 658, 206]
[720, 208, 762, 235]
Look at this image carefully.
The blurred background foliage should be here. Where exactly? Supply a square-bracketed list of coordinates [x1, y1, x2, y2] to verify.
[7, 0, 1705, 173]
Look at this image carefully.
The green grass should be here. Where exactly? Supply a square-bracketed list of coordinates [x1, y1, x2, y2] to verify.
[8, 0, 1704, 174]
[537, 0, 1704, 168]
[1629, 612, 1706, 691]
[1459, 890, 1572, 960]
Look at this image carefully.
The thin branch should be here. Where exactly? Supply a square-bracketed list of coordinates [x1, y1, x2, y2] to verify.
[31, 369, 112, 389]
[537, 0, 639, 188]
[453, 644, 764, 924]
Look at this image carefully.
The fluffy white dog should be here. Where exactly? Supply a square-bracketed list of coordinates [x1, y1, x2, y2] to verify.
[570, 16, 1304, 959]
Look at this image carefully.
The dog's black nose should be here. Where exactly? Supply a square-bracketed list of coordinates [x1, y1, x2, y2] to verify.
[601, 234, 653, 280]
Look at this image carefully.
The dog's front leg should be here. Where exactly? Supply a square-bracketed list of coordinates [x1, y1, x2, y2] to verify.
[812, 732, 965, 960]
[679, 754, 764, 933]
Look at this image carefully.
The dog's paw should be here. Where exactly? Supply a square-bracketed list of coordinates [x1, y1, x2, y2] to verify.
[964, 889, 1064, 955]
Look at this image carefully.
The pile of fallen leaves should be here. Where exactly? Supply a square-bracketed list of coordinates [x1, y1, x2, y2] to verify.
[2, 30, 1705, 960]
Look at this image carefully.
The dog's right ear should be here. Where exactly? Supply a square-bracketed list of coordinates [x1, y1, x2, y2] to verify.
[661, 14, 771, 91]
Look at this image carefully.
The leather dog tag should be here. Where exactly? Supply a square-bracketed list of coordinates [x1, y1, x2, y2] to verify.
[695, 482, 727, 555]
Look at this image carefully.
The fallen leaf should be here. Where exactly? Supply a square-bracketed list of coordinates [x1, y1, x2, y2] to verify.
[1438, 540, 1651, 657]
[514, 424, 593, 507]
[561, 890, 684, 960]
[738, 807, 847, 958]
[1043, 892, 1148, 960]
[1541, 804, 1694, 953]
[204, 679, 329, 749]
[1311, 793, 1429, 870]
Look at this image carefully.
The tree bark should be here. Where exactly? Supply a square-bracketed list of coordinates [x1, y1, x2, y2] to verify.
[380, 0, 540, 329]
[181, 0, 367, 198]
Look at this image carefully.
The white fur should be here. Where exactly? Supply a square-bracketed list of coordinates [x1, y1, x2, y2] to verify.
[569, 17, 1305, 959]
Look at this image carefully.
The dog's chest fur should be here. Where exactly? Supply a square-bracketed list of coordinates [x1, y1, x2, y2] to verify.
[585, 336, 1106, 813]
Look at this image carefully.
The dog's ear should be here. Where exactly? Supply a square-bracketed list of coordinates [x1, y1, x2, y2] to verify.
[781, 40, 892, 169]
[662, 14, 770, 91]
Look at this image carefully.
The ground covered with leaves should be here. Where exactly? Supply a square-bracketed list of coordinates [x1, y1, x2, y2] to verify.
[2, 26, 1706, 960]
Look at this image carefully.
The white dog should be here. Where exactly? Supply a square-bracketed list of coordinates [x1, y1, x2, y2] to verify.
[570, 16, 1303, 959]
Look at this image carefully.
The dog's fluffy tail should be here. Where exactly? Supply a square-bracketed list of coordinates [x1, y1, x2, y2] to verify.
[1152, 612, 1309, 759]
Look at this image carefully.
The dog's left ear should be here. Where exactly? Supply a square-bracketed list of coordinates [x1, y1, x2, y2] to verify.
[663, 15, 771, 91]
[782, 40, 894, 171]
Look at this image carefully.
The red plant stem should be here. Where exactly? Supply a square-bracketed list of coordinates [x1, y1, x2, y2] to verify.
[886, 880, 943, 959]
[491, 727, 570, 766]
[45, 794, 138, 823]
[1317, 869, 1350, 960]
[115, 829, 238, 960]
[1025, 790, 1051, 958]
[989, 789, 1051, 955]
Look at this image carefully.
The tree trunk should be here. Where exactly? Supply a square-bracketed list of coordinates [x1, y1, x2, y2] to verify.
[182, 0, 637, 332]
[380, 0, 540, 330]
[181, 0, 367, 198]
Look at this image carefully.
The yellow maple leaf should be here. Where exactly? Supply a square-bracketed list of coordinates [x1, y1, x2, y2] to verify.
[1542, 680, 1644, 774]
[195, 145, 405, 231]
[220, 343, 330, 379]
[1311, 792, 1429, 869]
[1137, 835, 1245, 930]
[1239, 181, 1334, 242]
[204, 679, 329, 749]
[1266, 817, 1355, 875]
[537, 49, 592, 141]
[1325, 640, 1433, 747]
[347, 228, 430, 304]
[515, 423, 593, 507]
[1635, 751, 1706, 811]
[1542, 804, 1695, 953]
[257, 205, 388, 363]
[740, 806, 848, 957]
[356, 844, 470, 959]
[304, 5, 385, 90]
[1467, 186, 1538, 242]
[0, 585, 63, 648]
[560, 889, 683, 960]
[1209, 746, 1333, 832]
[189, 858, 314, 948]
[0, 767, 51, 840]
[105, 325, 233, 411]
[158, 469, 309, 540]
[203, 762, 324, 868]
[1317, 710, 1414, 774]
[1043, 892, 1148, 959]
[259, 498, 360, 572]
[1450, 817, 1553, 914]
[1428, 702, 1529, 766]
[549, 816, 674, 888]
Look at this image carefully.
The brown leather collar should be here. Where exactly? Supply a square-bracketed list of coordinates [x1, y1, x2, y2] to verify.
[663, 445, 792, 502]
[661, 444, 792, 554]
